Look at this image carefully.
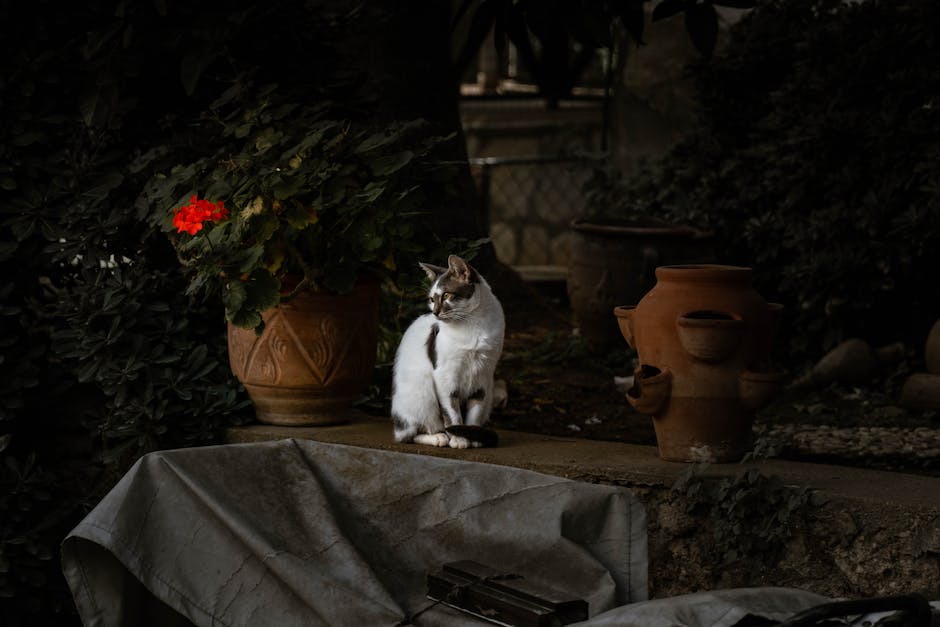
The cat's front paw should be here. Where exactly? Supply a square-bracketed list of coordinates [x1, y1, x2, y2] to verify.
[448, 435, 470, 449]
[414, 432, 450, 447]
[428, 432, 450, 447]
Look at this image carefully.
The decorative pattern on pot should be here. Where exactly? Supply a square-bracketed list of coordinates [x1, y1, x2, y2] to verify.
[614, 265, 785, 462]
[227, 281, 379, 426]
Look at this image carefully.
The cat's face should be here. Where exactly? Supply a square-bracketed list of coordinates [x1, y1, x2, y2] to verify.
[419, 255, 480, 321]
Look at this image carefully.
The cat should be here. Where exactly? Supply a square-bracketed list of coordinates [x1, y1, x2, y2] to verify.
[391, 254, 505, 449]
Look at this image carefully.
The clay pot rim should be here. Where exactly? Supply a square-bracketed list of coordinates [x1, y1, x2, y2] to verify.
[570, 218, 698, 238]
[613, 305, 636, 318]
[279, 274, 381, 295]
[676, 310, 745, 329]
[655, 264, 753, 282]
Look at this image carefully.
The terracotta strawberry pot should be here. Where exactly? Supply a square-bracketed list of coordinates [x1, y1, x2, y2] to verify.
[227, 281, 379, 426]
[614, 265, 785, 462]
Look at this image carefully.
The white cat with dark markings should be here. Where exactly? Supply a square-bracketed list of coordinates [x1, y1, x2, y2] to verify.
[391, 255, 505, 448]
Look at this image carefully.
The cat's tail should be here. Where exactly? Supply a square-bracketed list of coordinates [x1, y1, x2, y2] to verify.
[445, 425, 499, 448]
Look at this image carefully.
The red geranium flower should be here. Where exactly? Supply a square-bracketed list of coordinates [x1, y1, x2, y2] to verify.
[172, 196, 229, 235]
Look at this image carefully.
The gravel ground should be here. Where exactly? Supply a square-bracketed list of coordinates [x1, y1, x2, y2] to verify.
[753, 422, 940, 475]
[756, 424, 940, 459]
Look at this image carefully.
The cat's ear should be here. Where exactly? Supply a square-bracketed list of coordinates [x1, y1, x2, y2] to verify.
[419, 262, 446, 281]
[447, 254, 477, 283]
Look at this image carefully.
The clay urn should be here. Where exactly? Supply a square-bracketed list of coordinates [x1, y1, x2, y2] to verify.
[227, 281, 379, 426]
[567, 219, 713, 346]
[614, 264, 785, 462]
[927, 319, 940, 375]
[899, 318, 940, 410]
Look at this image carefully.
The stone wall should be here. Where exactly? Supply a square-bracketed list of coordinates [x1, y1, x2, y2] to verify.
[639, 483, 940, 599]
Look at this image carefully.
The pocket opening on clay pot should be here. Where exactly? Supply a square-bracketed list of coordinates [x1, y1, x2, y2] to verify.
[676, 311, 745, 362]
[628, 365, 663, 400]
[627, 365, 672, 415]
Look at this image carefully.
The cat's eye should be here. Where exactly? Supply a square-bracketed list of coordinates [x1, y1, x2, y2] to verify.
[442, 292, 453, 301]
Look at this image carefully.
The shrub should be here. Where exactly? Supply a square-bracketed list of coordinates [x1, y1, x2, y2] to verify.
[0, 1, 456, 623]
[610, 0, 940, 361]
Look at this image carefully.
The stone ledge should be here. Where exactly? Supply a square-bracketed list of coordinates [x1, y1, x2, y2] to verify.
[225, 418, 940, 599]
[226, 417, 940, 511]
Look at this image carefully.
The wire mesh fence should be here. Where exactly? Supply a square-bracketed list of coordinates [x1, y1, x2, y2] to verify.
[469, 155, 602, 267]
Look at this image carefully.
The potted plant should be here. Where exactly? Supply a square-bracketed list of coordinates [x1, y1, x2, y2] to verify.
[567, 160, 714, 346]
[144, 87, 451, 425]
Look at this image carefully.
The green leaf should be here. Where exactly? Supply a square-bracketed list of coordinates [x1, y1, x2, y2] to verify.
[356, 182, 385, 203]
[180, 47, 219, 96]
[233, 245, 265, 273]
[287, 121, 340, 156]
[230, 309, 263, 332]
[361, 231, 383, 252]
[354, 131, 397, 154]
[248, 211, 280, 243]
[11, 132, 42, 147]
[79, 80, 118, 128]
[270, 102, 300, 120]
[369, 150, 414, 177]
[10, 218, 35, 241]
[284, 203, 318, 229]
[273, 174, 305, 201]
[188, 344, 208, 367]
[206, 220, 230, 248]
[222, 280, 247, 318]
[84, 173, 124, 205]
[323, 261, 357, 294]
[0, 241, 16, 261]
[245, 268, 280, 307]
[185, 272, 211, 296]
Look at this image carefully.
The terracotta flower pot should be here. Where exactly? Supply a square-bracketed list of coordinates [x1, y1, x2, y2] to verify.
[227, 281, 379, 426]
[615, 265, 785, 462]
[567, 220, 713, 346]
[927, 318, 940, 375]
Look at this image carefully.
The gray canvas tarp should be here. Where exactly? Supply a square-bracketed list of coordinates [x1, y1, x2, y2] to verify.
[62, 439, 648, 626]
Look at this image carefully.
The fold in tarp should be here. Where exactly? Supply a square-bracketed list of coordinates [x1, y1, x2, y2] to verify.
[62, 439, 648, 626]
[582, 587, 832, 626]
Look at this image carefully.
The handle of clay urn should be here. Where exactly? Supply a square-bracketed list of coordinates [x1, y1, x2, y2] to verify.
[614, 306, 636, 348]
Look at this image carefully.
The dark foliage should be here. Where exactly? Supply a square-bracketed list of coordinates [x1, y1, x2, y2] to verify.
[452, 0, 755, 107]
[605, 0, 940, 362]
[0, 0, 443, 623]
